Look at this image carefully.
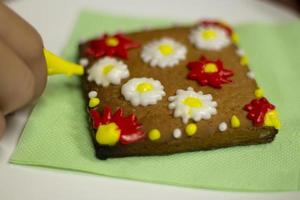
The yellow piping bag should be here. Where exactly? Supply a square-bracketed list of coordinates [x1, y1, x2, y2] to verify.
[43, 48, 84, 76]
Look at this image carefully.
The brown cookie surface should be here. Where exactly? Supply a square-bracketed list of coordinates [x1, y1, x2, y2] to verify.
[79, 23, 278, 159]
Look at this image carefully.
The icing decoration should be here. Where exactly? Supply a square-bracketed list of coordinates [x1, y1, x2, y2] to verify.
[122, 78, 166, 106]
[79, 58, 89, 67]
[231, 32, 239, 44]
[89, 97, 100, 108]
[255, 88, 264, 98]
[187, 56, 234, 88]
[243, 97, 275, 127]
[148, 129, 161, 141]
[199, 20, 233, 36]
[231, 115, 240, 128]
[173, 128, 182, 139]
[87, 57, 129, 87]
[88, 91, 97, 99]
[247, 70, 255, 79]
[185, 123, 197, 136]
[168, 87, 217, 124]
[264, 109, 281, 129]
[141, 37, 187, 68]
[90, 106, 144, 145]
[240, 55, 249, 66]
[189, 21, 232, 50]
[236, 48, 245, 56]
[96, 122, 120, 146]
[83, 33, 139, 59]
[218, 122, 228, 132]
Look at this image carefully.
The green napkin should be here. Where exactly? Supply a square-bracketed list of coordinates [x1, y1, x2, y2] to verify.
[10, 10, 300, 192]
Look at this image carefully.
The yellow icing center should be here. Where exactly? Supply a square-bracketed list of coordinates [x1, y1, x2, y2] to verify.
[185, 123, 197, 136]
[231, 115, 240, 128]
[264, 109, 281, 129]
[136, 82, 154, 93]
[204, 63, 218, 73]
[158, 44, 174, 56]
[182, 97, 203, 108]
[148, 129, 161, 141]
[95, 122, 120, 146]
[102, 64, 114, 75]
[201, 29, 217, 40]
[105, 37, 119, 47]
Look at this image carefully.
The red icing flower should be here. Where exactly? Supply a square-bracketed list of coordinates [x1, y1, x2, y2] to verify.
[244, 97, 275, 126]
[187, 56, 234, 88]
[83, 33, 139, 59]
[199, 20, 233, 36]
[89, 106, 145, 144]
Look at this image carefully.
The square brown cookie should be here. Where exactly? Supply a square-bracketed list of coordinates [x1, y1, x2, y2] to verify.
[78, 20, 280, 159]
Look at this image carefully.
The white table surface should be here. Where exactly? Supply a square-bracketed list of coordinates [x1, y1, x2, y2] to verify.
[1, 0, 299, 199]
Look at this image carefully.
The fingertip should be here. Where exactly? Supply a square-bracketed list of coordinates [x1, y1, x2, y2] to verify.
[0, 111, 6, 139]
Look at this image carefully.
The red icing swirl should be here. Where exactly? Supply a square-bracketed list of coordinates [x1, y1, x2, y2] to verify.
[89, 106, 145, 144]
[243, 97, 275, 126]
[83, 33, 139, 59]
[187, 56, 234, 89]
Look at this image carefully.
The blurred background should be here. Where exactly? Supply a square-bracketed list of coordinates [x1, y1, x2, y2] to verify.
[270, 0, 300, 12]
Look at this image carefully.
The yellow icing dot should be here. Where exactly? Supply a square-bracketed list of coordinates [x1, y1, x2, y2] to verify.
[182, 97, 203, 108]
[96, 122, 120, 146]
[231, 32, 239, 44]
[201, 29, 217, 40]
[264, 109, 281, 129]
[255, 88, 264, 98]
[204, 63, 218, 73]
[231, 115, 240, 128]
[105, 37, 119, 47]
[136, 82, 154, 93]
[89, 97, 100, 108]
[240, 55, 249, 66]
[102, 64, 114, 75]
[185, 123, 197, 136]
[148, 129, 161, 141]
[158, 44, 174, 56]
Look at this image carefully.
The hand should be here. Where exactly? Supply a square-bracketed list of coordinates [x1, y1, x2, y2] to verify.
[0, 3, 47, 137]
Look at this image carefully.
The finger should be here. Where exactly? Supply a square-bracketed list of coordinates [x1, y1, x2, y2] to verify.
[0, 3, 47, 98]
[0, 111, 5, 138]
[0, 40, 35, 115]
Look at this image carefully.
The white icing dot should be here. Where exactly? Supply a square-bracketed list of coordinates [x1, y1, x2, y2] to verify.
[79, 58, 89, 67]
[173, 128, 182, 139]
[79, 37, 86, 44]
[236, 48, 245, 56]
[247, 70, 255, 79]
[218, 122, 228, 132]
[88, 91, 98, 98]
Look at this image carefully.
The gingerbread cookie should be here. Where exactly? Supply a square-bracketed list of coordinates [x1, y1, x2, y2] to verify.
[78, 20, 280, 159]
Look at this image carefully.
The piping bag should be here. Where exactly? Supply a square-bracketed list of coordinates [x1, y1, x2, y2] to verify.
[43, 48, 84, 76]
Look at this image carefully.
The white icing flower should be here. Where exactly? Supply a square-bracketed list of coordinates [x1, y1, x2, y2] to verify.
[87, 57, 129, 87]
[168, 87, 217, 124]
[189, 26, 231, 50]
[141, 37, 187, 68]
[122, 77, 166, 106]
